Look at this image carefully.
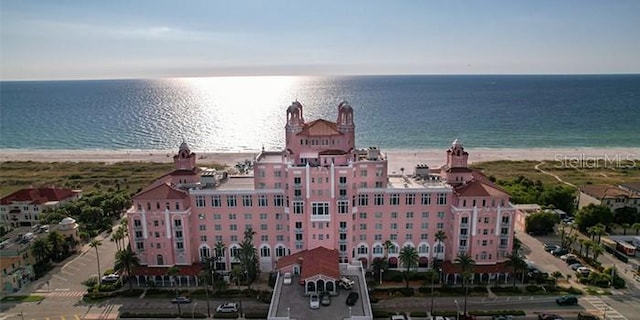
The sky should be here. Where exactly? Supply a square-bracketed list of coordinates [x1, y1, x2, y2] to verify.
[1, 0, 639, 80]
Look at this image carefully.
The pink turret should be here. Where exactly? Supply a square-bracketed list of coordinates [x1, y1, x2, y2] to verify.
[442, 139, 473, 185]
[173, 141, 196, 170]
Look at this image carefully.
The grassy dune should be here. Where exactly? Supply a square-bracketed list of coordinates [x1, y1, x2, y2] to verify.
[0, 161, 224, 196]
[1, 159, 638, 197]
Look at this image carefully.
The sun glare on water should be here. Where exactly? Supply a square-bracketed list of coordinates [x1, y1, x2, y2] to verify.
[171, 76, 302, 151]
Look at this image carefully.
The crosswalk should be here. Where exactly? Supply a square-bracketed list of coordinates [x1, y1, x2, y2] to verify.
[36, 290, 86, 298]
[582, 296, 628, 320]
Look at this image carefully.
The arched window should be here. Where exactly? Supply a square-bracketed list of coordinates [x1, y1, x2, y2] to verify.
[419, 244, 428, 254]
[276, 246, 286, 257]
[157, 255, 164, 265]
[199, 247, 210, 261]
[357, 245, 368, 254]
[261, 247, 271, 257]
[373, 245, 383, 254]
[230, 247, 240, 257]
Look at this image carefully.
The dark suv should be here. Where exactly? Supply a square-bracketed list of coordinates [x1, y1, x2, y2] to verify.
[577, 312, 600, 320]
[556, 295, 578, 305]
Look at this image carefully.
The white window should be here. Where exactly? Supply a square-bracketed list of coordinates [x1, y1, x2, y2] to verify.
[437, 193, 447, 205]
[274, 195, 284, 207]
[337, 200, 349, 214]
[196, 195, 205, 207]
[421, 193, 431, 205]
[260, 247, 271, 257]
[227, 195, 237, 207]
[293, 201, 304, 214]
[406, 193, 415, 205]
[211, 195, 222, 207]
[390, 194, 400, 205]
[312, 202, 330, 217]
[242, 195, 252, 207]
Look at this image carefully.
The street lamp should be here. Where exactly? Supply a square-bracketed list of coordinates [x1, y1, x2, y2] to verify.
[380, 269, 384, 284]
[454, 299, 460, 320]
[287, 307, 290, 319]
[192, 302, 198, 319]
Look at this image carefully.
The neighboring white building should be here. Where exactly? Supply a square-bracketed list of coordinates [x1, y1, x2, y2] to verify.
[0, 188, 82, 229]
[578, 184, 640, 211]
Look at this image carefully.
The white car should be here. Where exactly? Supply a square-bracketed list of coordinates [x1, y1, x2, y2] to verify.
[576, 267, 592, 276]
[216, 302, 238, 313]
[560, 254, 577, 261]
[283, 272, 292, 285]
[309, 293, 320, 309]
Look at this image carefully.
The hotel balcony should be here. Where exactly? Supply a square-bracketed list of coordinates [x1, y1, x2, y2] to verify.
[338, 228, 347, 233]
[499, 244, 509, 249]
[339, 239, 348, 245]
[501, 222, 510, 227]
[133, 225, 143, 231]
[293, 195, 303, 201]
[174, 225, 183, 231]
[500, 233, 509, 239]
[459, 234, 469, 240]
[460, 223, 469, 228]
[293, 183, 302, 189]
[338, 195, 348, 200]
[294, 228, 303, 233]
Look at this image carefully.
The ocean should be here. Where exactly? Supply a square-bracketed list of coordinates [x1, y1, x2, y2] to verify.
[1, 75, 639, 151]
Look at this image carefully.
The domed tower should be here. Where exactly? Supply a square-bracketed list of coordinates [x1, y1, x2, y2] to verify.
[442, 139, 473, 185]
[173, 140, 196, 170]
[285, 101, 305, 148]
[447, 139, 468, 168]
[336, 101, 355, 150]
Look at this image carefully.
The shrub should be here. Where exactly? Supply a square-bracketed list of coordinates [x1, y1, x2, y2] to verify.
[120, 312, 207, 318]
[612, 277, 626, 289]
[120, 289, 144, 297]
[411, 311, 428, 317]
[213, 312, 239, 319]
[103, 269, 114, 275]
[562, 286, 583, 295]
[525, 285, 543, 293]
[244, 312, 268, 319]
[82, 276, 98, 288]
[372, 310, 389, 318]
[398, 287, 414, 296]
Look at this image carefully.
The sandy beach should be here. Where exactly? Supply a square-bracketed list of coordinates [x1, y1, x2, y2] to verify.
[2, 147, 638, 174]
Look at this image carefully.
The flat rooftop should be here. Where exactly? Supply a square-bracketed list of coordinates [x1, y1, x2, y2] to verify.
[216, 176, 256, 191]
[387, 175, 446, 189]
[256, 152, 284, 164]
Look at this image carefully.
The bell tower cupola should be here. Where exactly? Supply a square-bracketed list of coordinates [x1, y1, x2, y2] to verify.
[173, 140, 196, 170]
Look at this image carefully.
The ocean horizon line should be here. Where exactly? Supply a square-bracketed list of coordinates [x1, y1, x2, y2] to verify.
[2, 72, 640, 83]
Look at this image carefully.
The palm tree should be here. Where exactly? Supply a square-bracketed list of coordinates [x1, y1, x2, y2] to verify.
[167, 266, 182, 316]
[114, 248, 140, 290]
[31, 238, 52, 264]
[398, 245, 419, 288]
[592, 223, 606, 244]
[505, 252, 526, 288]
[621, 223, 631, 235]
[89, 240, 102, 291]
[383, 240, 393, 259]
[565, 234, 577, 250]
[110, 229, 124, 251]
[577, 238, 586, 256]
[584, 240, 594, 259]
[239, 227, 259, 288]
[455, 252, 475, 316]
[48, 231, 65, 261]
[551, 271, 564, 285]
[512, 237, 522, 255]
[434, 230, 447, 265]
[591, 244, 604, 262]
[213, 241, 227, 282]
[632, 222, 640, 236]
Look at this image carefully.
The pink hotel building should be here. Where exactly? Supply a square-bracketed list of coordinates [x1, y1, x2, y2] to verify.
[127, 101, 516, 283]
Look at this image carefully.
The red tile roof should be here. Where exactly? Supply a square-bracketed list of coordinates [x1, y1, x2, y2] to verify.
[132, 264, 203, 276]
[580, 184, 635, 199]
[298, 119, 342, 136]
[454, 170, 509, 197]
[1, 188, 79, 205]
[134, 183, 188, 200]
[276, 247, 340, 281]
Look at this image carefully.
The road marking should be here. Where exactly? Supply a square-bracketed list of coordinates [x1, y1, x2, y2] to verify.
[74, 315, 80, 320]
[582, 296, 628, 320]
[53, 274, 67, 281]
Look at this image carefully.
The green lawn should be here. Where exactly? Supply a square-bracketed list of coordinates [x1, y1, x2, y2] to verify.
[1, 295, 45, 302]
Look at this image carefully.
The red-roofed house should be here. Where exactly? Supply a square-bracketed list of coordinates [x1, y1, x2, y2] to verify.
[276, 247, 340, 295]
[579, 184, 640, 211]
[1, 187, 82, 229]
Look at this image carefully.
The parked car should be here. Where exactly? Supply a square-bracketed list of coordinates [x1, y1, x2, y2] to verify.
[101, 273, 120, 284]
[493, 316, 514, 320]
[556, 295, 578, 305]
[171, 296, 192, 304]
[544, 243, 559, 251]
[216, 302, 238, 313]
[309, 293, 320, 309]
[538, 313, 563, 320]
[390, 315, 407, 320]
[283, 272, 292, 285]
[320, 291, 331, 306]
[346, 292, 359, 306]
[577, 312, 600, 320]
[339, 276, 355, 290]
[576, 267, 592, 276]
[565, 257, 580, 265]
[560, 254, 577, 261]
[551, 247, 569, 256]
[569, 263, 584, 271]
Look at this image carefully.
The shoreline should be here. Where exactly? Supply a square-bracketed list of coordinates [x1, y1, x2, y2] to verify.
[2, 147, 638, 174]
